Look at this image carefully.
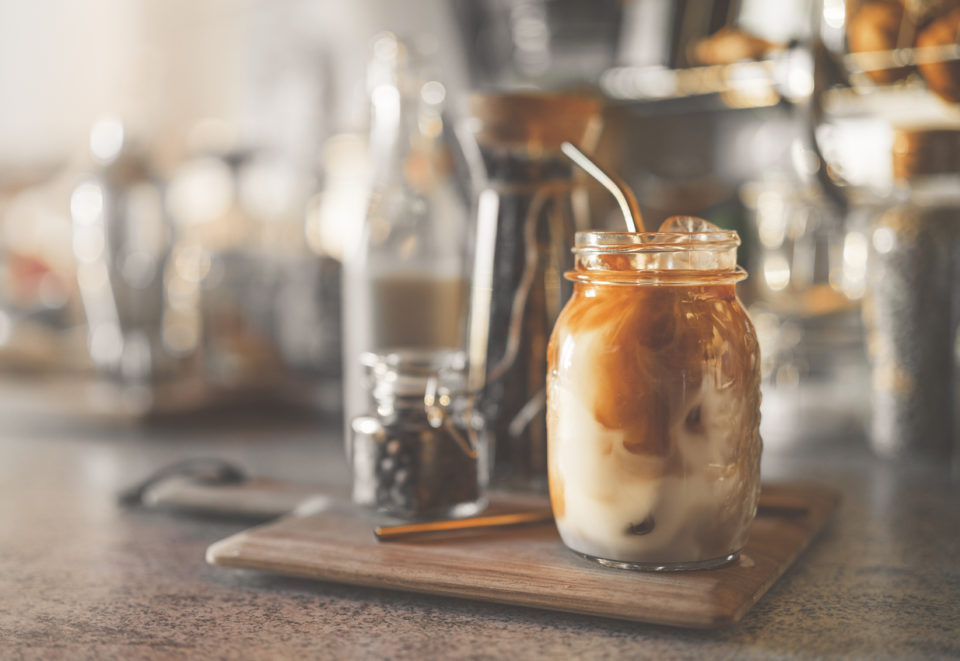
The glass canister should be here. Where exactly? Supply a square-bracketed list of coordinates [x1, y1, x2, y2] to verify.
[547, 217, 762, 571]
[350, 349, 489, 520]
[864, 127, 960, 462]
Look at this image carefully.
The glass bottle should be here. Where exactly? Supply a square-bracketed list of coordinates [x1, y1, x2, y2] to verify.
[71, 119, 185, 392]
[342, 34, 472, 483]
[547, 217, 762, 571]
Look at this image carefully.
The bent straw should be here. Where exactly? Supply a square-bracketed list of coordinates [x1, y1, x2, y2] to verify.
[560, 141, 644, 233]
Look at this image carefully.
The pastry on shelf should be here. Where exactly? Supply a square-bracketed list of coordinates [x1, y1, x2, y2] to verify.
[847, 0, 916, 83]
[916, 7, 960, 101]
[690, 27, 782, 66]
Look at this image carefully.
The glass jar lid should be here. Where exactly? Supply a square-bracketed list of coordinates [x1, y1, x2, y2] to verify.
[357, 348, 479, 459]
[360, 348, 469, 409]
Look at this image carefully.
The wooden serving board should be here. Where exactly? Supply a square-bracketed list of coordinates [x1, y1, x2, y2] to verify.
[206, 482, 838, 629]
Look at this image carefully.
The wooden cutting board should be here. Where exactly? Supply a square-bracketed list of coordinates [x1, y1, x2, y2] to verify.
[206, 482, 838, 629]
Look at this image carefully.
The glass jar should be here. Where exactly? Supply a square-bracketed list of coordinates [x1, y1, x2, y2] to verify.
[865, 128, 960, 462]
[546, 218, 762, 571]
[739, 179, 871, 450]
[350, 349, 489, 520]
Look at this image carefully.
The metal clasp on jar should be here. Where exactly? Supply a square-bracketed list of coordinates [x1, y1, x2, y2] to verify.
[423, 377, 480, 460]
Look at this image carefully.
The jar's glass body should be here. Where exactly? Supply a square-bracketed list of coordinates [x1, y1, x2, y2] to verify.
[546, 230, 762, 570]
[865, 176, 960, 461]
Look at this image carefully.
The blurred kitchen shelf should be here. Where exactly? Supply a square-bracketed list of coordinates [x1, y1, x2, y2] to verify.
[600, 50, 810, 115]
[603, 43, 960, 119]
[0, 373, 340, 425]
[822, 84, 960, 122]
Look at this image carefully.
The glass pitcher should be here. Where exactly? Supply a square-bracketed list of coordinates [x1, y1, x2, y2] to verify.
[464, 92, 602, 490]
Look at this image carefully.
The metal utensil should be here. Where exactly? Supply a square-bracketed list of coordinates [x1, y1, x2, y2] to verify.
[374, 492, 810, 542]
[374, 509, 555, 541]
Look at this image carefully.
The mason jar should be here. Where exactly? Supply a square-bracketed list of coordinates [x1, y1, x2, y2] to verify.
[546, 218, 762, 571]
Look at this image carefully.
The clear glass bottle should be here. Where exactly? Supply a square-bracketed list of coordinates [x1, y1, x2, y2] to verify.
[350, 349, 489, 519]
[342, 34, 471, 464]
[547, 217, 762, 571]
[739, 179, 871, 450]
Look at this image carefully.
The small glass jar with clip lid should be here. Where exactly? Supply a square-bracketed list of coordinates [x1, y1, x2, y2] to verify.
[349, 349, 490, 520]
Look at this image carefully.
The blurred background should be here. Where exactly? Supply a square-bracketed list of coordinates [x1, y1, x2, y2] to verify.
[1, 0, 957, 461]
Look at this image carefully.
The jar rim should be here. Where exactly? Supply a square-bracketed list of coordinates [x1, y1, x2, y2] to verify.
[570, 230, 745, 283]
[564, 267, 747, 285]
[573, 230, 741, 253]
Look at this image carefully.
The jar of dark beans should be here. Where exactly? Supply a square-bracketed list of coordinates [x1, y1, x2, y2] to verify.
[349, 349, 490, 520]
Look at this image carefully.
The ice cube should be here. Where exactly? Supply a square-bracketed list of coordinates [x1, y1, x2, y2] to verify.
[690, 249, 719, 270]
[659, 215, 721, 234]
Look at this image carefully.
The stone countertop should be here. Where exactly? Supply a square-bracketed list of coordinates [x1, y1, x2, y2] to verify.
[1, 407, 959, 660]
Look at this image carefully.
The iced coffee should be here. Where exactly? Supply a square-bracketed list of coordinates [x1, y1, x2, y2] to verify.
[546, 217, 762, 570]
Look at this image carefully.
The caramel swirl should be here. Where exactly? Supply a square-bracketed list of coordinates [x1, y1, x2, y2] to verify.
[548, 279, 756, 461]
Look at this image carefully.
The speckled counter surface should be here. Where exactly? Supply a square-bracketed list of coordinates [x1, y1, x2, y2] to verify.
[1, 406, 958, 660]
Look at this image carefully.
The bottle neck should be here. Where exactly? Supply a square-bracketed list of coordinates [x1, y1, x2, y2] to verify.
[370, 99, 452, 191]
[368, 83, 407, 187]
